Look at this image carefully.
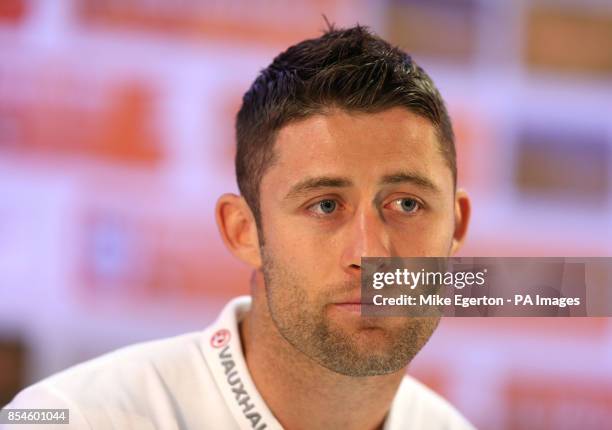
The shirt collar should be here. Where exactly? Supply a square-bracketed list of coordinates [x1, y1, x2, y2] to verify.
[201, 295, 283, 430]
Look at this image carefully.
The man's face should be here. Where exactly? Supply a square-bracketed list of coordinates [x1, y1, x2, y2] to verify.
[257, 107, 457, 376]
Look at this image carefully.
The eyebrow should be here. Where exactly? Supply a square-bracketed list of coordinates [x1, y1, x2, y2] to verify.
[284, 176, 352, 200]
[379, 171, 440, 193]
[283, 170, 440, 201]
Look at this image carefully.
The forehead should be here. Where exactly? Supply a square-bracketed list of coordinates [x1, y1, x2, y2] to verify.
[263, 107, 452, 193]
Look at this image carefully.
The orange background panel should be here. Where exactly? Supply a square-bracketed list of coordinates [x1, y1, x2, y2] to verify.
[387, 2, 477, 63]
[93, 83, 163, 164]
[525, 6, 612, 75]
[78, 209, 250, 303]
[8, 79, 162, 165]
[76, 0, 345, 47]
[0, 0, 26, 23]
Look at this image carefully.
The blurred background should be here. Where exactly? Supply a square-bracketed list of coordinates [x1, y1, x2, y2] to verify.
[0, 0, 611, 428]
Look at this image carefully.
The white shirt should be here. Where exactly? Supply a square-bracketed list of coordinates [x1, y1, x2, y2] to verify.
[2, 296, 475, 429]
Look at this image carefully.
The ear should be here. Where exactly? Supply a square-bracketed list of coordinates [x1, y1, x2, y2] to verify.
[215, 193, 262, 268]
[450, 189, 471, 255]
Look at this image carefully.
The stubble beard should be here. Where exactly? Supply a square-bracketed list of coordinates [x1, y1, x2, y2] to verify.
[259, 246, 440, 377]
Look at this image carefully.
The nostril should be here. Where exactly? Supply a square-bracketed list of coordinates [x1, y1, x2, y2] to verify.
[349, 263, 361, 270]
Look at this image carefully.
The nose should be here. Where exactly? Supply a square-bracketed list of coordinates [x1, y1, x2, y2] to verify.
[340, 206, 392, 276]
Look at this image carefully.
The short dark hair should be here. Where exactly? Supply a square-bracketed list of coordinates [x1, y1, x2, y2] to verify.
[235, 24, 456, 223]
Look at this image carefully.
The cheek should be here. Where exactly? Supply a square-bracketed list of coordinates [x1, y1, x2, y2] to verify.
[389, 212, 455, 256]
[262, 217, 335, 281]
[266, 212, 340, 261]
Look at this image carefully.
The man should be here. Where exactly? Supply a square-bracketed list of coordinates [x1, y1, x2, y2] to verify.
[2, 25, 472, 429]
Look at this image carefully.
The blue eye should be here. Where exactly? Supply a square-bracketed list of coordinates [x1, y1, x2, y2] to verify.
[387, 198, 421, 214]
[400, 198, 418, 212]
[306, 199, 340, 217]
[318, 199, 337, 214]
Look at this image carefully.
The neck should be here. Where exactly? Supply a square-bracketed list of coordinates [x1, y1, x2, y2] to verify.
[239, 271, 405, 430]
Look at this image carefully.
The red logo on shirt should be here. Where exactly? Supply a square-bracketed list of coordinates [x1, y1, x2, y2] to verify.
[210, 329, 231, 348]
